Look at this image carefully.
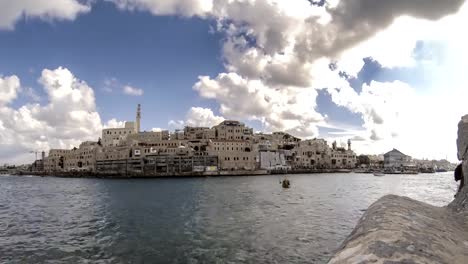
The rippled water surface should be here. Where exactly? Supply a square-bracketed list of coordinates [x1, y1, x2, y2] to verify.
[0, 173, 456, 263]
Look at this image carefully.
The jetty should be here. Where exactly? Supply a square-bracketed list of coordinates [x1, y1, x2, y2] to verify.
[328, 115, 468, 263]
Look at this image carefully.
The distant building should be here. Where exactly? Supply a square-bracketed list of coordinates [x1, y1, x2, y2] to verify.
[102, 122, 137, 147]
[44, 149, 71, 172]
[329, 140, 357, 169]
[384, 149, 413, 169]
[259, 151, 289, 170]
[213, 120, 253, 140]
[63, 141, 100, 172]
[207, 139, 256, 171]
[295, 139, 330, 169]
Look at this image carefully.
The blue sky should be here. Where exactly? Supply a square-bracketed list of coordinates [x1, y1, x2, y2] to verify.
[1, 0, 467, 163]
[0, 1, 225, 130]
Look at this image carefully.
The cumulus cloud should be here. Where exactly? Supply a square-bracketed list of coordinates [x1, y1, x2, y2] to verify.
[3, 0, 467, 161]
[0, 75, 21, 105]
[168, 107, 224, 129]
[0, 0, 90, 30]
[194, 73, 325, 137]
[109, 0, 213, 17]
[296, 0, 466, 62]
[185, 107, 224, 127]
[104, 118, 125, 128]
[123, 85, 144, 96]
[0, 67, 103, 164]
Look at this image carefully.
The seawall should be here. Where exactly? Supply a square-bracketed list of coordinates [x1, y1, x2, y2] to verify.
[19, 168, 353, 178]
[328, 115, 468, 263]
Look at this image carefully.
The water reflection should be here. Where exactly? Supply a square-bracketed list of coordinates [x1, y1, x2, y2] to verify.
[0, 172, 456, 263]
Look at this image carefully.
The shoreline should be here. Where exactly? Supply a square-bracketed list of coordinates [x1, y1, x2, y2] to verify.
[10, 168, 356, 179]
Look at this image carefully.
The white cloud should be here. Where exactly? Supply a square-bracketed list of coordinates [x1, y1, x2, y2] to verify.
[104, 118, 125, 128]
[0, 67, 104, 164]
[168, 119, 185, 130]
[0, 75, 21, 105]
[186, 107, 224, 127]
[0, 0, 91, 30]
[194, 73, 325, 137]
[2, 0, 467, 162]
[109, 0, 213, 17]
[168, 107, 224, 129]
[123, 85, 144, 96]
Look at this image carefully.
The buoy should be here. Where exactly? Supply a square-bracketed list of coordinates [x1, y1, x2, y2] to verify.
[282, 179, 290, 188]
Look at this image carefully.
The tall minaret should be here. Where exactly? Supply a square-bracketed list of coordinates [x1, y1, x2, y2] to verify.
[348, 139, 352, 151]
[136, 104, 141, 133]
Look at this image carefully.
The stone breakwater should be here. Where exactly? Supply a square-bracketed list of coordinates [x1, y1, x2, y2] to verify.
[329, 115, 468, 264]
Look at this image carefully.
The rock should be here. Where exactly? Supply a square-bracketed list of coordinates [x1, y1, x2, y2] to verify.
[329, 115, 468, 263]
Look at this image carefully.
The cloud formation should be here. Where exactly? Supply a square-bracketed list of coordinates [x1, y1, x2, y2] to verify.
[110, 0, 213, 17]
[2, 0, 468, 162]
[0, 0, 90, 30]
[185, 107, 224, 127]
[168, 107, 225, 129]
[0, 67, 103, 164]
[0, 75, 21, 105]
[123, 85, 144, 96]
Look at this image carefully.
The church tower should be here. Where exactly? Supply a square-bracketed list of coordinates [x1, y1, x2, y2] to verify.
[136, 104, 141, 133]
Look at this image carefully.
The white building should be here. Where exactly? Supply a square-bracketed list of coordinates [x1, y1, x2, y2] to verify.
[259, 151, 289, 170]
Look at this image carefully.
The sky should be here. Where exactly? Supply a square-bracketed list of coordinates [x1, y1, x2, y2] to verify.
[0, 0, 468, 164]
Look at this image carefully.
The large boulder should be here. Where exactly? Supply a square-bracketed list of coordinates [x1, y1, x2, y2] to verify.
[329, 115, 468, 263]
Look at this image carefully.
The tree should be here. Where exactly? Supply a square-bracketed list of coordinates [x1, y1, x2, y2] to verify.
[358, 155, 371, 166]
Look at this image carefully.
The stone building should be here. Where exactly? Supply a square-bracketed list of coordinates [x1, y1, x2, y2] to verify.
[207, 140, 257, 170]
[294, 139, 331, 169]
[44, 149, 71, 172]
[213, 120, 254, 140]
[184, 126, 216, 140]
[383, 148, 413, 169]
[102, 104, 142, 147]
[329, 140, 357, 169]
[102, 122, 137, 147]
[63, 141, 100, 172]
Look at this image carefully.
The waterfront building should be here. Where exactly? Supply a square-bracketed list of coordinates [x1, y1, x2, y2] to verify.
[383, 148, 413, 169]
[63, 141, 100, 172]
[36, 104, 366, 175]
[44, 149, 71, 172]
[329, 140, 357, 169]
[294, 139, 331, 169]
[207, 139, 257, 170]
[259, 150, 289, 170]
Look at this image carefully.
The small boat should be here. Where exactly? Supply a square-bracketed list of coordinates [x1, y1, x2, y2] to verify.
[373, 172, 385, 177]
[281, 179, 291, 188]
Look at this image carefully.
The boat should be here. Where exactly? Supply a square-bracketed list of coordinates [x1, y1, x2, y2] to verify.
[373, 172, 385, 177]
[336, 169, 352, 173]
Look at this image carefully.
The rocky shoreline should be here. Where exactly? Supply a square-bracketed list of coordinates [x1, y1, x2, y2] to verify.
[328, 115, 468, 264]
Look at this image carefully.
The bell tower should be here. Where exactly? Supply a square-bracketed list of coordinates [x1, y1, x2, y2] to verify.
[136, 104, 141, 133]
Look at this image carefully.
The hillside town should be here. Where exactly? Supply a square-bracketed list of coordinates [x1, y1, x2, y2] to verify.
[2, 105, 455, 177]
[19, 105, 357, 177]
